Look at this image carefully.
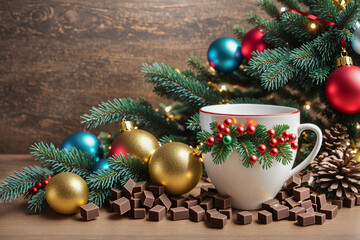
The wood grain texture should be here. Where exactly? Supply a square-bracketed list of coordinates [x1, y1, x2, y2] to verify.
[0, 0, 263, 153]
[0, 154, 360, 240]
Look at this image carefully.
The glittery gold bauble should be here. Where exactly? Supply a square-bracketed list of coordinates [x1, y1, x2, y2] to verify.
[45, 172, 89, 215]
[332, 0, 350, 10]
[108, 120, 160, 164]
[148, 142, 203, 195]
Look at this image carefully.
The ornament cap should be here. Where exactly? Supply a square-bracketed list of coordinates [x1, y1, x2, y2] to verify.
[193, 146, 204, 162]
[119, 119, 134, 132]
[336, 48, 353, 67]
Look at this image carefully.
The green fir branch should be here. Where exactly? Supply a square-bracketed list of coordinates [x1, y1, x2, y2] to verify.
[277, 144, 293, 165]
[30, 142, 94, 178]
[142, 63, 221, 109]
[274, 124, 290, 138]
[305, 0, 337, 22]
[187, 57, 213, 82]
[259, 0, 281, 20]
[88, 188, 111, 207]
[278, 0, 303, 11]
[237, 139, 257, 168]
[335, 1, 360, 28]
[28, 189, 46, 213]
[86, 169, 122, 190]
[211, 139, 238, 165]
[233, 25, 248, 40]
[186, 113, 201, 133]
[81, 98, 181, 136]
[159, 135, 185, 145]
[0, 166, 52, 203]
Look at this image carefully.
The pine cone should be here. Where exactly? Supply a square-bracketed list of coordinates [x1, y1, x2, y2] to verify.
[314, 147, 360, 199]
[311, 151, 329, 171]
[323, 124, 349, 152]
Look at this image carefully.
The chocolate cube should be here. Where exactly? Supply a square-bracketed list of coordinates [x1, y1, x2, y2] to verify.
[305, 207, 314, 214]
[185, 199, 198, 209]
[169, 207, 189, 220]
[133, 181, 147, 193]
[344, 196, 356, 208]
[149, 185, 165, 197]
[286, 175, 301, 190]
[289, 206, 305, 221]
[148, 205, 166, 221]
[355, 194, 360, 205]
[214, 195, 231, 209]
[200, 198, 213, 211]
[113, 197, 131, 215]
[271, 205, 289, 221]
[316, 194, 327, 209]
[301, 173, 312, 187]
[258, 210, 272, 224]
[155, 193, 172, 211]
[312, 203, 318, 212]
[262, 199, 280, 211]
[293, 187, 310, 201]
[297, 212, 315, 226]
[310, 192, 317, 204]
[111, 188, 123, 200]
[285, 196, 300, 209]
[194, 192, 209, 203]
[123, 179, 136, 198]
[130, 197, 141, 209]
[133, 192, 142, 199]
[209, 213, 227, 228]
[332, 199, 343, 209]
[80, 203, 100, 221]
[141, 190, 155, 208]
[207, 185, 217, 193]
[237, 211, 252, 225]
[314, 212, 326, 225]
[107, 200, 114, 212]
[171, 196, 186, 208]
[189, 205, 205, 222]
[277, 190, 289, 201]
[219, 208, 232, 219]
[320, 205, 338, 219]
[133, 208, 146, 219]
[206, 209, 219, 220]
[300, 199, 312, 210]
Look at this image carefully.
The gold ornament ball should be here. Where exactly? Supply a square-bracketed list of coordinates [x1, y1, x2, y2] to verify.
[45, 172, 89, 215]
[148, 142, 203, 195]
[109, 129, 160, 164]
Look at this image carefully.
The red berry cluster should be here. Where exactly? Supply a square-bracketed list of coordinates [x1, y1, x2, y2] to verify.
[206, 118, 233, 145]
[30, 176, 52, 195]
[256, 129, 298, 159]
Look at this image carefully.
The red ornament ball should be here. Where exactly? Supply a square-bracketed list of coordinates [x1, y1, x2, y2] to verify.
[30, 187, 38, 195]
[236, 126, 245, 135]
[216, 123, 226, 132]
[325, 65, 360, 114]
[206, 136, 215, 145]
[216, 133, 224, 141]
[223, 118, 233, 127]
[258, 144, 267, 153]
[35, 182, 42, 189]
[269, 138, 278, 147]
[42, 179, 49, 189]
[277, 136, 286, 145]
[289, 133, 297, 142]
[282, 131, 290, 139]
[291, 142, 299, 150]
[267, 129, 276, 137]
[47, 176, 52, 180]
[241, 27, 270, 62]
[249, 155, 258, 164]
[270, 148, 279, 157]
[223, 127, 231, 135]
[247, 125, 256, 135]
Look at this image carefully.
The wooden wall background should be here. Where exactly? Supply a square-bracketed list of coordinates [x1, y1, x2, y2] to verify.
[0, 0, 262, 153]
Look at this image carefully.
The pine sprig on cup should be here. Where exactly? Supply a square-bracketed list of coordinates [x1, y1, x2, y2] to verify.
[198, 118, 298, 169]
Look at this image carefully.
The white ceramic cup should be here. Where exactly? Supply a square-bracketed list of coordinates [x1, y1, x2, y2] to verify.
[200, 104, 322, 210]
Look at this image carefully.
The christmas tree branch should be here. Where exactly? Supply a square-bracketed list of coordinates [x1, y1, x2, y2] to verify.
[233, 25, 248, 40]
[86, 169, 122, 190]
[259, 0, 281, 20]
[81, 98, 182, 137]
[30, 143, 94, 178]
[28, 189, 46, 213]
[278, 0, 303, 11]
[159, 135, 186, 144]
[0, 166, 52, 203]
[142, 63, 222, 108]
[187, 57, 214, 82]
[304, 0, 337, 22]
[88, 188, 111, 207]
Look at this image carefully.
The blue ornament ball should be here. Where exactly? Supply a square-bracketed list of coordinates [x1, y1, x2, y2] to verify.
[61, 131, 104, 161]
[207, 37, 242, 73]
[93, 158, 110, 171]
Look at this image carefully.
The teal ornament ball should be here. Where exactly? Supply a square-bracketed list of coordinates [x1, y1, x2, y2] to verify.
[207, 37, 242, 73]
[352, 26, 360, 55]
[61, 131, 104, 161]
[222, 135, 232, 145]
[93, 158, 110, 171]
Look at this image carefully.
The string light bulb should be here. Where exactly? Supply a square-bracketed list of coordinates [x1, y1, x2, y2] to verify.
[304, 102, 311, 110]
[165, 106, 172, 113]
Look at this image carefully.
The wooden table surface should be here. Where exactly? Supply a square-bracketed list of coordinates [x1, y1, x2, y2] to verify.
[1, 154, 359, 240]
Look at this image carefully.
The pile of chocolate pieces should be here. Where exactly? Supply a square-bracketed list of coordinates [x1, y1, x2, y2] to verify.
[80, 174, 360, 228]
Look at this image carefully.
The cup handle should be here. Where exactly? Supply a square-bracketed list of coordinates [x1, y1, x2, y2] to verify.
[288, 123, 323, 178]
